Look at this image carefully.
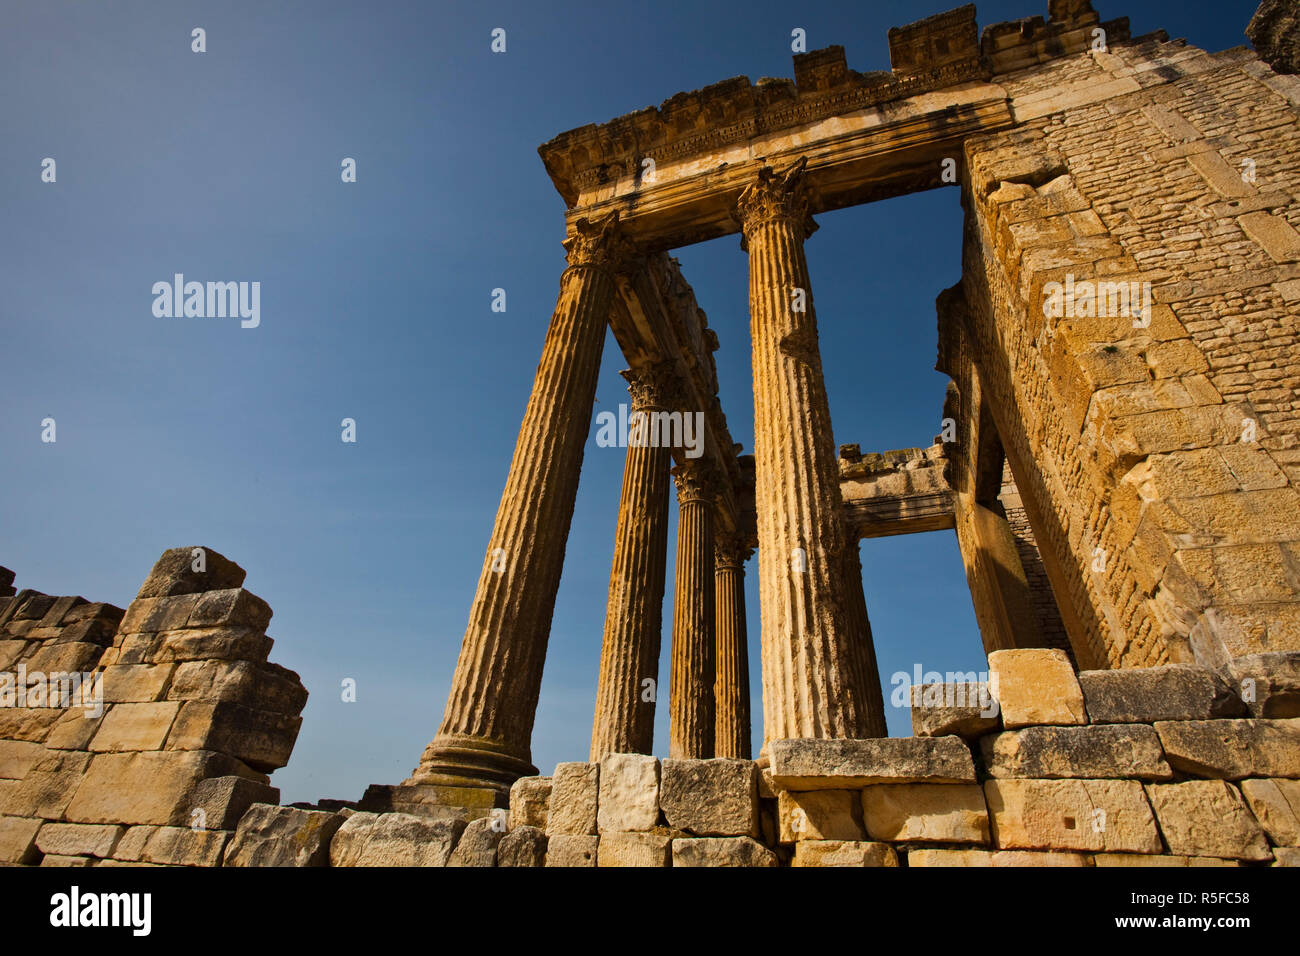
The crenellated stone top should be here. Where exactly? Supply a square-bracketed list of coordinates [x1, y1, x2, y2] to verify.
[537, 1, 1127, 210]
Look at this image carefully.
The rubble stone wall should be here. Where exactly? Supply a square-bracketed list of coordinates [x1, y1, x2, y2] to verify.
[0, 548, 304, 867]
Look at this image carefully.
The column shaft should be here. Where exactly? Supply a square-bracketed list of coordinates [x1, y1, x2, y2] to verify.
[590, 368, 675, 761]
[842, 537, 887, 738]
[714, 537, 752, 758]
[668, 461, 717, 759]
[416, 214, 630, 790]
[738, 158, 875, 752]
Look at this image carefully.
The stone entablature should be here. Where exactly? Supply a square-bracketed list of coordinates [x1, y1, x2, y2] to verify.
[839, 444, 955, 538]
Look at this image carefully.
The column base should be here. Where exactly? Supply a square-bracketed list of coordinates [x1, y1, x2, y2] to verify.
[407, 732, 539, 797]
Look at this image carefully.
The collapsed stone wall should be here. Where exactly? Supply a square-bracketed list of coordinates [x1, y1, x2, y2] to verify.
[946, 34, 1300, 673]
[0, 548, 304, 866]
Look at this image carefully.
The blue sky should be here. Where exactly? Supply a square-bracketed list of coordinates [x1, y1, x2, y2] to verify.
[1, 1, 1256, 802]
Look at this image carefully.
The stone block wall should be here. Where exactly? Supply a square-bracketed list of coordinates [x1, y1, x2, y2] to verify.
[220, 648, 1297, 869]
[946, 33, 1300, 672]
[0, 548, 304, 866]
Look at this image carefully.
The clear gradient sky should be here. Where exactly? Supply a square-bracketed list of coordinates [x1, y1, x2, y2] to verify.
[1, 0, 1258, 803]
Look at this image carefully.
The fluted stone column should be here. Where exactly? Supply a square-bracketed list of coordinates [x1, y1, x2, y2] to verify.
[738, 157, 875, 754]
[415, 213, 632, 792]
[589, 364, 678, 761]
[668, 459, 718, 759]
[842, 534, 888, 738]
[714, 532, 753, 758]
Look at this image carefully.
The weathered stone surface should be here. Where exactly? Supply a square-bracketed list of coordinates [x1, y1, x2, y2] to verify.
[88, 701, 180, 752]
[507, 776, 551, 831]
[40, 854, 94, 867]
[988, 648, 1087, 728]
[596, 831, 671, 867]
[165, 700, 302, 772]
[24, 640, 104, 675]
[861, 783, 989, 843]
[984, 779, 1161, 853]
[136, 826, 230, 866]
[597, 753, 659, 831]
[660, 758, 758, 836]
[1154, 718, 1300, 779]
[498, 825, 548, 867]
[987, 851, 1091, 866]
[329, 811, 465, 867]
[778, 789, 865, 842]
[187, 588, 272, 631]
[547, 762, 598, 835]
[0, 707, 60, 743]
[120, 594, 201, 635]
[223, 804, 344, 867]
[446, 816, 503, 867]
[907, 848, 1091, 866]
[100, 663, 176, 704]
[108, 825, 157, 862]
[165, 659, 307, 713]
[35, 823, 122, 859]
[545, 834, 598, 867]
[1145, 780, 1273, 861]
[769, 736, 975, 788]
[0, 739, 45, 779]
[672, 836, 778, 867]
[136, 547, 246, 599]
[1240, 778, 1300, 846]
[153, 627, 273, 664]
[357, 783, 489, 823]
[0, 816, 43, 864]
[980, 724, 1173, 780]
[792, 840, 898, 867]
[43, 710, 103, 752]
[1078, 665, 1246, 723]
[1092, 853, 1239, 867]
[1229, 654, 1300, 718]
[909, 682, 1000, 738]
[64, 750, 264, 827]
[904, 848, 993, 867]
[192, 776, 281, 831]
[1248, 0, 1300, 74]
[4, 751, 92, 819]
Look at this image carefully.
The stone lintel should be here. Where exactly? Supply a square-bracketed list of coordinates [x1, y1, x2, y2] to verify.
[552, 89, 1013, 251]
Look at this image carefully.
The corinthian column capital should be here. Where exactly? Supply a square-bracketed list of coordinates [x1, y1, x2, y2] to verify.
[736, 156, 818, 249]
[714, 529, 753, 572]
[620, 361, 682, 412]
[671, 458, 721, 506]
[562, 211, 637, 271]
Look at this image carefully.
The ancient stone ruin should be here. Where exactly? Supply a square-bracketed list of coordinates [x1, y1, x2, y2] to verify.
[3, 1, 1300, 867]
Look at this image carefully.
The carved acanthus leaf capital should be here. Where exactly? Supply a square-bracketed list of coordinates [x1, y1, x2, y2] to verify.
[620, 361, 682, 411]
[714, 530, 753, 571]
[671, 458, 721, 506]
[736, 157, 818, 249]
[562, 212, 637, 271]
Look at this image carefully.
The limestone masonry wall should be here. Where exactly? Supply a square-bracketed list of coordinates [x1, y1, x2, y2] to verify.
[947, 33, 1300, 675]
[3, 551, 1298, 866]
[0, 548, 303, 867]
